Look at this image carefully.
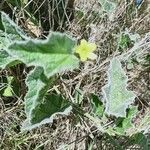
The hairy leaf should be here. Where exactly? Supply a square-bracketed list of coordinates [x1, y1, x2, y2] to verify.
[8, 32, 79, 77]
[22, 67, 71, 130]
[102, 58, 136, 117]
[0, 11, 27, 39]
[0, 12, 79, 130]
[0, 12, 26, 69]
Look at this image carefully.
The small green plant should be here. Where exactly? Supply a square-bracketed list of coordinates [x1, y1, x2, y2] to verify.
[0, 11, 149, 140]
[0, 12, 97, 130]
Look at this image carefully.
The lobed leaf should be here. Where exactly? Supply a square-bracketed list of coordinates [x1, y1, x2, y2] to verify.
[22, 67, 71, 130]
[102, 58, 136, 117]
[8, 32, 79, 77]
[0, 12, 79, 130]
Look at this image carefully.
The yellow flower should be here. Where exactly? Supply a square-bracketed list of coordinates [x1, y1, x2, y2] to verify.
[75, 39, 97, 61]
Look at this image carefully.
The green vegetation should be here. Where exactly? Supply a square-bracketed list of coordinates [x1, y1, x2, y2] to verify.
[0, 0, 149, 149]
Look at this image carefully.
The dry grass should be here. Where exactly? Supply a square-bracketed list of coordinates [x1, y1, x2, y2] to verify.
[0, 0, 150, 149]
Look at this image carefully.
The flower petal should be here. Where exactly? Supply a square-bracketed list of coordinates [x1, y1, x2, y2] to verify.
[88, 52, 97, 60]
[88, 43, 97, 52]
[80, 39, 88, 45]
[75, 39, 97, 62]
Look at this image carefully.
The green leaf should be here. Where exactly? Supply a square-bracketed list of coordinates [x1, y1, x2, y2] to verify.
[22, 67, 72, 130]
[102, 58, 136, 117]
[0, 50, 11, 68]
[0, 12, 79, 76]
[115, 106, 138, 135]
[0, 12, 79, 130]
[0, 30, 11, 68]
[91, 94, 104, 117]
[122, 107, 137, 128]
[24, 67, 49, 120]
[0, 31, 9, 48]
[98, 0, 117, 13]
[8, 32, 79, 77]
[0, 11, 27, 39]
[3, 86, 13, 97]
[31, 94, 70, 124]
[3, 76, 13, 97]
[0, 12, 26, 69]
[118, 34, 131, 51]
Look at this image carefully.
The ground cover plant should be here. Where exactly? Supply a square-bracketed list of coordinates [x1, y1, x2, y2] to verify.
[0, 0, 150, 149]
